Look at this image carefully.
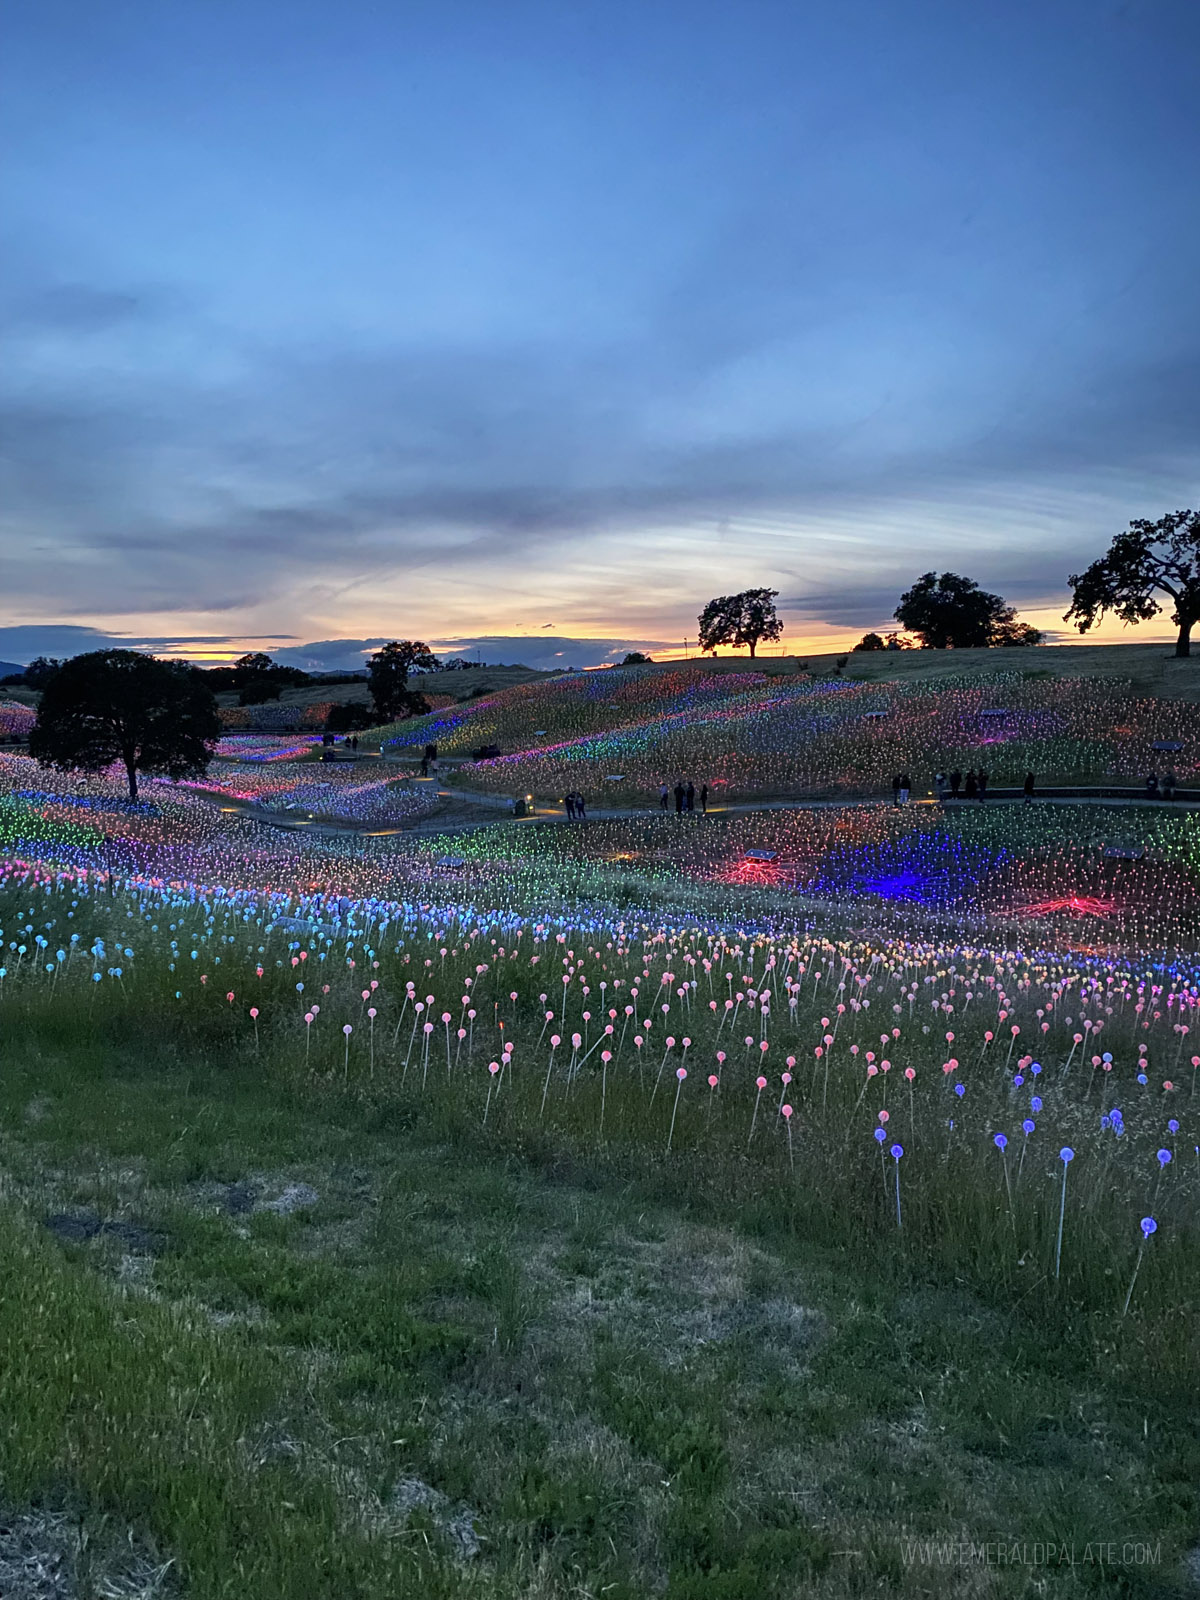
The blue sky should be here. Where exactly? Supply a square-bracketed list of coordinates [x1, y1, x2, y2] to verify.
[2, 0, 1198, 668]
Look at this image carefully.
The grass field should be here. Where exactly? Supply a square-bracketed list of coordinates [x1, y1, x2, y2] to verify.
[4, 647, 1200, 1594]
[369, 657, 1200, 808]
[0, 858, 1198, 1595]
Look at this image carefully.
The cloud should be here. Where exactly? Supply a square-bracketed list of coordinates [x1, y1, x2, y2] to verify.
[2, 240, 1199, 631]
[0, 625, 292, 666]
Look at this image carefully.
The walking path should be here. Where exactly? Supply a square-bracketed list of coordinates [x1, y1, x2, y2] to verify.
[189, 772, 1200, 839]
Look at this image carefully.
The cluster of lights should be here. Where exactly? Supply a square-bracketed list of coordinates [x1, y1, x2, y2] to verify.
[375, 667, 1200, 803]
[1, 846, 1196, 1322]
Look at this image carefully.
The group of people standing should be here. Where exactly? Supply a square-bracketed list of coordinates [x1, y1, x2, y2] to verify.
[931, 769, 991, 803]
[1146, 770, 1178, 800]
[562, 790, 588, 820]
[659, 780, 708, 815]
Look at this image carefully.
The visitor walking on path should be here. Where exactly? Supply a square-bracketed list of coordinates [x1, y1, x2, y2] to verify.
[977, 770, 988, 801]
[700, 783, 708, 814]
[659, 783, 669, 811]
[891, 774, 902, 806]
[949, 769, 962, 798]
[685, 781, 695, 813]
[674, 783, 685, 815]
[1164, 769, 1177, 801]
[563, 792, 576, 820]
[964, 770, 978, 800]
[934, 771, 948, 804]
[1145, 772, 1160, 799]
[575, 792, 587, 820]
[1023, 772, 1036, 804]
[898, 774, 911, 805]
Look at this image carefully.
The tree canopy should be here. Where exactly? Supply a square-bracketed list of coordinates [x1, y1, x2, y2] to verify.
[368, 641, 438, 722]
[697, 589, 783, 659]
[29, 650, 220, 801]
[325, 701, 379, 734]
[203, 652, 308, 701]
[1065, 509, 1200, 659]
[23, 656, 64, 691]
[853, 632, 887, 652]
[894, 572, 1042, 649]
[621, 652, 653, 665]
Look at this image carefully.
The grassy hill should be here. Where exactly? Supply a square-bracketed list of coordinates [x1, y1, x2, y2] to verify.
[365, 648, 1200, 804]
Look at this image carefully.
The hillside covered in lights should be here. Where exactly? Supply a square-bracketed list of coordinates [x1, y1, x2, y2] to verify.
[372, 663, 1200, 803]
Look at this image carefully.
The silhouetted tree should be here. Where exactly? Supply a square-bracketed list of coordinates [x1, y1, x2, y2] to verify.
[1065, 509, 1200, 659]
[697, 589, 783, 659]
[207, 653, 308, 697]
[24, 656, 64, 691]
[368, 641, 438, 722]
[621, 652, 653, 665]
[894, 572, 1041, 649]
[853, 632, 887, 652]
[29, 650, 220, 802]
[325, 701, 378, 733]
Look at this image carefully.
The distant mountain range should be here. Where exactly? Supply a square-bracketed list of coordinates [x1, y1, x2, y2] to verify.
[0, 661, 26, 681]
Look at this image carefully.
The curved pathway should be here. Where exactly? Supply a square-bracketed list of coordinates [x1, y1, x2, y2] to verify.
[189, 770, 1200, 839]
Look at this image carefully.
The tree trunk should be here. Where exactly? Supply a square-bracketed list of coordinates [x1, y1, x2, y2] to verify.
[748, 640, 757, 658]
[125, 757, 139, 802]
[1175, 620, 1193, 659]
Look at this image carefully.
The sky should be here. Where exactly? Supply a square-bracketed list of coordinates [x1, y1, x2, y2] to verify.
[2, 0, 1199, 672]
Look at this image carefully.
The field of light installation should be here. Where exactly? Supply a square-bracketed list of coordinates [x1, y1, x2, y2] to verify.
[376, 664, 1200, 803]
[2, 667, 1200, 1597]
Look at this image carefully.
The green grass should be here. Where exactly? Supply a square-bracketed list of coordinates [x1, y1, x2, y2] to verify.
[0, 1005, 1198, 1596]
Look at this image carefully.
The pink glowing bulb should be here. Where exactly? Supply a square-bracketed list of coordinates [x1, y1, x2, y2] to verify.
[676, 1066, 687, 1080]
[249, 1007, 258, 1019]
[343, 1024, 352, 1036]
[708, 1074, 719, 1088]
[781, 1104, 793, 1120]
[755, 1075, 768, 1090]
